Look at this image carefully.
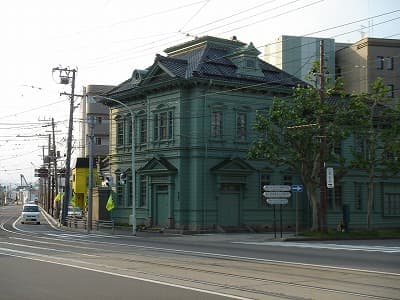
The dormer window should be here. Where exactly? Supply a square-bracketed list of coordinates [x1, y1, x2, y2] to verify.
[131, 69, 148, 85]
[228, 42, 263, 77]
[246, 59, 256, 69]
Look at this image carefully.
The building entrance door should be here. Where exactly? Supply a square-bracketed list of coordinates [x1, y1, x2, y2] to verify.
[155, 185, 169, 227]
[218, 192, 240, 227]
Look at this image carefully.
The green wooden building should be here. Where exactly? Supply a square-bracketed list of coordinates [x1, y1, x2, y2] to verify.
[103, 36, 400, 232]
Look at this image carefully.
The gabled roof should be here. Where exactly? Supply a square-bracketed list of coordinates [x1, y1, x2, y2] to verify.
[107, 36, 305, 97]
[211, 157, 255, 175]
[138, 157, 177, 175]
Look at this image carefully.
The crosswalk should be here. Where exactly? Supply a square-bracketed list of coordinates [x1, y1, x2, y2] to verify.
[233, 241, 400, 253]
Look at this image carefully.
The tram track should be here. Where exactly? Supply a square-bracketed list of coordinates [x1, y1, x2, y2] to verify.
[1, 225, 399, 300]
[1, 207, 399, 300]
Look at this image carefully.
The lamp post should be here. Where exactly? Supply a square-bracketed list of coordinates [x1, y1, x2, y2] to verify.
[94, 96, 136, 235]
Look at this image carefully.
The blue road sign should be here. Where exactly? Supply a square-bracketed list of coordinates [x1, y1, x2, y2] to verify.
[291, 184, 303, 192]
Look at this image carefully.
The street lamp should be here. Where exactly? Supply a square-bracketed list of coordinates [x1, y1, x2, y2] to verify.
[93, 96, 136, 235]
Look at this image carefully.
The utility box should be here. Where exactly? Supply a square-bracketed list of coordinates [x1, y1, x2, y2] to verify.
[92, 187, 112, 221]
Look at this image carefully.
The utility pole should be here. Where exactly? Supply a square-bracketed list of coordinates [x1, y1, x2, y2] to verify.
[87, 115, 95, 233]
[52, 66, 77, 226]
[51, 118, 58, 217]
[47, 134, 52, 213]
[319, 40, 328, 233]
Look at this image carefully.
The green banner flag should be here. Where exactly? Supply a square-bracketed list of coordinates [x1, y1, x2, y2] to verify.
[54, 192, 63, 202]
[106, 192, 115, 211]
[71, 192, 77, 207]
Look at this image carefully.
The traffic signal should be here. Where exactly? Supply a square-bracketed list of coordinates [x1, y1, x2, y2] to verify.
[104, 175, 113, 188]
[119, 172, 127, 185]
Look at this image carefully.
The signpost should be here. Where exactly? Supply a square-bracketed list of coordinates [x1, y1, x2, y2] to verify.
[263, 185, 291, 238]
[292, 184, 304, 236]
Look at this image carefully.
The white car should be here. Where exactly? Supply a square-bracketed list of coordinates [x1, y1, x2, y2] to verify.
[21, 204, 41, 224]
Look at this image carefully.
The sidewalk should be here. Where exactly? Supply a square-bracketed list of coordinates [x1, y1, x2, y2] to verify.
[40, 206, 299, 241]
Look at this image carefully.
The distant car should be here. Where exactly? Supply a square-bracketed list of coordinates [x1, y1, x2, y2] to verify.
[68, 206, 83, 218]
[21, 204, 40, 224]
[60, 206, 83, 220]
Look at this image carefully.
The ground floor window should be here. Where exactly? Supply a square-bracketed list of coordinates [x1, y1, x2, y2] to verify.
[384, 193, 400, 216]
[139, 175, 147, 207]
[116, 182, 123, 207]
[354, 183, 362, 210]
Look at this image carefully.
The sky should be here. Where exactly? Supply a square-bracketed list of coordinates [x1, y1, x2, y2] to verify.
[0, 0, 399, 186]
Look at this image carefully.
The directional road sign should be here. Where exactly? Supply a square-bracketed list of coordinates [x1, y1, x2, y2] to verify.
[267, 198, 289, 205]
[263, 191, 291, 198]
[291, 184, 303, 192]
[263, 185, 291, 192]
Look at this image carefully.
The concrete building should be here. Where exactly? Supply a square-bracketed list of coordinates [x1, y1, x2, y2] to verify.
[79, 85, 114, 158]
[264, 35, 335, 86]
[335, 37, 400, 98]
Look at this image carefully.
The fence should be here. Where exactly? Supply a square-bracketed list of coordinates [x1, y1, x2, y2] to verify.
[64, 217, 114, 234]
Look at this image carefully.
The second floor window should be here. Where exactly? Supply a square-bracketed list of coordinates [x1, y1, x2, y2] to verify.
[139, 117, 147, 144]
[355, 137, 366, 157]
[386, 57, 394, 70]
[95, 137, 102, 145]
[127, 115, 132, 145]
[116, 117, 124, 146]
[387, 84, 394, 98]
[236, 112, 247, 141]
[154, 111, 173, 141]
[376, 56, 384, 69]
[211, 111, 223, 139]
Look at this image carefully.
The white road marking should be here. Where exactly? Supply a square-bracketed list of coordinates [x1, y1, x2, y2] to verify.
[233, 241, 400, 253]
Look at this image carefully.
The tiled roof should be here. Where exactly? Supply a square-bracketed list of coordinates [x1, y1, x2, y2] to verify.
[156, 55, 187, 78]
[108, 36, 305, 96]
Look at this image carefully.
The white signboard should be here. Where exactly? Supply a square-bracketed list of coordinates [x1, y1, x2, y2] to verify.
[326, 167, 334, 188]
[263, 191, 291, 198]
[263, 185, 291, 192]
[267, 198, 289, 205]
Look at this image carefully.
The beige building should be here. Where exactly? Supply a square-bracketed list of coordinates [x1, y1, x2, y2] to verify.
[336, 37, 400, 99]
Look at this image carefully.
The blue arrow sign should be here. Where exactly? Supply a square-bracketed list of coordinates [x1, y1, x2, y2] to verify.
[291, 184, 303, 192]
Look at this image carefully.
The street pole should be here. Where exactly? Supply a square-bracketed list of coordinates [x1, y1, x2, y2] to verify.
[280, 204, 283, 238]
[87, 115, 94, 233]
[52, 67, 77, 226]
[295, 192, 298, 236]
[94, 96, 136, 235]
[319, 40, 328, 233]
[273, 205, 276, 239]
[52, 118, 58, 217]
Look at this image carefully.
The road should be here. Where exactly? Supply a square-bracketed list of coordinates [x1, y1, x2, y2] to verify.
[1, 204, 399, 300]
